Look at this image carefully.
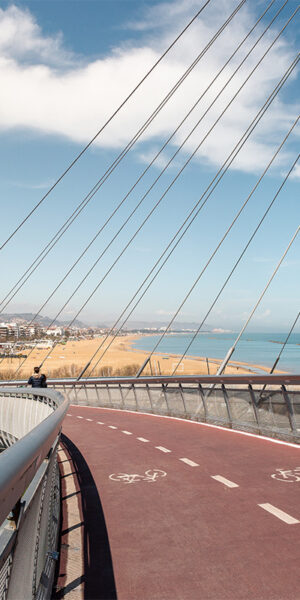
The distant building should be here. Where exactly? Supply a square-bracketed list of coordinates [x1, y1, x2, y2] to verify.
[45, 327, 63, 336]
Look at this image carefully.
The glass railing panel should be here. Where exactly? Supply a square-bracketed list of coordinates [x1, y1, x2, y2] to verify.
[202, 386, 230, 424]
[118, 385, 138, 411]
[163, 385, 186, 418]
[133, 385, 153, 413]
[146, 385, 169, 415]
[225, 387, 258, 428]
[255, 390, 292, 435]
[290, 392, 300, 430]
[180, 385, 203, 419]
[106, 385, 123, 409]
[82, 384, 99, 406]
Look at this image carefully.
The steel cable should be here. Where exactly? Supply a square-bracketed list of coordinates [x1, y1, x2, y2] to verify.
[10, 6, 299, 378]
[212, 225, 300, 376]
[258, 310, 300, 399]
[0, 0, 244, 309]
[77, 58, 298, 380]
[0, 0, 213, 252]
[85, 116, 299, 380]
[171, 151, 299, 375]
[0, 0, 272, 315]
[268, 311, 300, 374]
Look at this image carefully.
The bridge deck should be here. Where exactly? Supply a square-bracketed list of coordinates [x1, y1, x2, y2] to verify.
[56, 406, 300, 599]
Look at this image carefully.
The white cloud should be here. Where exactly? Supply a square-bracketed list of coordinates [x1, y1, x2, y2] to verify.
[155, 308, 175, 316]
[7, 179, 54, 190]
[0, 1, 298, 175]
[289, 163, 300, 180]
[0, 5, 74, 66]
[256, 308, 271, 320]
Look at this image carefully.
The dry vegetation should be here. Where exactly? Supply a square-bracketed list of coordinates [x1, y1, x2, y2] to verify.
[0, 334, 274, 381]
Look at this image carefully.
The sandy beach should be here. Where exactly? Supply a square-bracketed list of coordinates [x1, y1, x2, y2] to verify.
[0, 333, 281, 380]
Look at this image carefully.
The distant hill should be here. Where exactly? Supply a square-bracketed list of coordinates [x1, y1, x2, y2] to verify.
[0, 313, 87, 328]
[112, 320, 212, 331]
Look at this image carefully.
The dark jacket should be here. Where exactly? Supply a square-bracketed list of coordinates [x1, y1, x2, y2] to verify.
[28, 374, 47, 388]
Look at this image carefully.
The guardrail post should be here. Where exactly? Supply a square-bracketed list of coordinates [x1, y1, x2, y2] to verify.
[132, 384, 138, 411]
[84, 384, 89, 405]
[95, 383, 101, 406]
[281, 385, 298, 436]
[179, 383, 187, 418]
[248, 384, 261, 432]
[146, 384, 154, 413]
[221, 385, 233, 427]
[119, 384, 125, 409]
[198, 384, 207, 421]
[106, 383, 113, 408]
[162, 384, 170, 414]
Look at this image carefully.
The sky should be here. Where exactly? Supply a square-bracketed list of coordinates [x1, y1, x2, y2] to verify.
[0, 0, 299, 332]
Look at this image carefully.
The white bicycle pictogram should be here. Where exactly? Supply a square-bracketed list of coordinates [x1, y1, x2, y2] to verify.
[109, 469, 167, 484]
[271, 468, 300, 482]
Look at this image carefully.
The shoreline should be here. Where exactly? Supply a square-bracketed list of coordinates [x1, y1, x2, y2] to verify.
[0, 333, 286, 379]
[116, 334, 286, 375]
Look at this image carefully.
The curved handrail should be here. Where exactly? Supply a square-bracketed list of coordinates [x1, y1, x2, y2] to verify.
[0, 388, 69, 526]
[1, 374, 299, 386]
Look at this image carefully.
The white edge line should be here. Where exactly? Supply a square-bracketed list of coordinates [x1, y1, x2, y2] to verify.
[69, 406, 300, 449]
[258, 503, 300, 524]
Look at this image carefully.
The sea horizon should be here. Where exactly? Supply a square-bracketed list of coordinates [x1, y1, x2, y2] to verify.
[132, 331, 300, 374]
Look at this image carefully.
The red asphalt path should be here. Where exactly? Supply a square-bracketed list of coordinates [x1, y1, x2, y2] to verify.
[60, 406, 300, 600]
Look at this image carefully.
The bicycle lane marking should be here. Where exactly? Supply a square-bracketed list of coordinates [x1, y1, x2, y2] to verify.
[109, 470, 167, 484]
[271, 467, 300, 482]
[70, 404, 300, 449]
[65, 407, 300, 520]
[62, 410, 300, 599]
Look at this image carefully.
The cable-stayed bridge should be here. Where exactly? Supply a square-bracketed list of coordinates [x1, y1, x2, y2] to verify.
[0, 1, 299, 598]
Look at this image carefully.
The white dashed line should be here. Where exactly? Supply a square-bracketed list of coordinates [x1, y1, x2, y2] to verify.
[69, 405, 300, 448]
[86, 418, 93, 422]
[122, 431, 133, 435]
[211, 475, 239, 488]
[179, 458, 199, 467]
[108, 425, 117, 429]
[155, 446, 171, 453]
[137, 437, 149, 443]
[97, 421, 104, 425]
[258, 503, 300, 525]
[77, 416, 83, 419]
[67, 414, 72, 416]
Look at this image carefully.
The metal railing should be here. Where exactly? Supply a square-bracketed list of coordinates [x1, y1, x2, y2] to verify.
[0, 388, 69, 600]
[45, 374, 300, 442]
[0, 374, 298, 598]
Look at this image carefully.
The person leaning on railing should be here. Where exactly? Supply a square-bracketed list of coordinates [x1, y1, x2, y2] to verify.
[27, 366, 47, 388]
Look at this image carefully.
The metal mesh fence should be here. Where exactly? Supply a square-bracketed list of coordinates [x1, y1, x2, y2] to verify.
[0, 554, 12, 600]
[0, 443, 61, 600]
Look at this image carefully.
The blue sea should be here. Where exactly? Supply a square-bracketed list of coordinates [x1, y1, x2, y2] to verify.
[132, 332, 300, 374]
